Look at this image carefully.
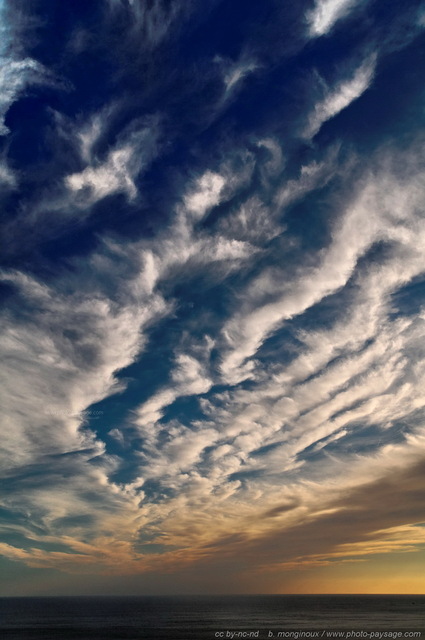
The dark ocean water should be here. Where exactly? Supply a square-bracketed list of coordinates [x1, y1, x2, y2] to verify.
[0, 595, 423, 640]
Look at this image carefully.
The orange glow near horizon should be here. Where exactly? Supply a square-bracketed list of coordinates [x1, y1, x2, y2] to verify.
[271, 552, 425, 595]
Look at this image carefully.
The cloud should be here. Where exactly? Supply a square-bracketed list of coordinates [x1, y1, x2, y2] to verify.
[2, 0, 425, 589]
[65, 116, 161, 205]
[218, 195, 283, 244]
[216, 244, 425, 469]
[219, 138, 424, 385]
[306, 0, 359, 38]
[106, 0, 192, 49]
[0, 155, 260, 572]
[0, 267, 168, 470]
[183, 171, 226, 221]
[75, 103, 120, 164]
[0, 161, 16, 188]
[214, 56, 260, 97]
[274, 147, 339, 208]
[224, 60, 259, 93]
[305, 56, 376, 138]
[0, 0, 58, 136]
[3, 180, 425, 582]
[0, 108, 163, 261]
[251, 443, 425, 571]
[0, 233, 173, 567]
[145, 162, 258, 279]
[66, 145, 138, 201]
[3, 131, 425, 582]
[105, 141, 425, 576]
[136, 348, 213, 427]
[0, 59, 44, 136]
[132, 163, 262, 428]
[256, 138, 285, 177]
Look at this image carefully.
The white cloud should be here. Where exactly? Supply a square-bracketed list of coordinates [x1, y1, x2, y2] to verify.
[107, 0, 188, 49]
[0, 57, 50, 136]
[0, 236, 178, 571]
[65, 116, 161, 204]
[0, 269, 168, 471]
[138, 163, 257, 281]
[221, 59, 259, 94]
[0, 1, 54, 136]
[306, 56, 376, 138]
[183, 171, 226, 221]
[257, 138, 285, 176]
[219, 139, 424, 385]
[218, 195, 283, 244]
[0, 152, 262, 571]
[275, 147, 339, 208]
[67, 145, 138, 200]
[76, 103, 118, 163]
[136, 347, 213, 428]
[0, 161, 16, 187]
[125, 163, 264, 432]
[307, 0, 359, 37]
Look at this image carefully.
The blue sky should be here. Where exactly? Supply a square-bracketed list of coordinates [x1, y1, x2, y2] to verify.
[1, 0, 425, 595]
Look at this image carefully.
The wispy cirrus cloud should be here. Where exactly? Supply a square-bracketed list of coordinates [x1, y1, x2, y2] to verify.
[65, 115, 161, 205]
[214, 55, 260, 98]
[0, 59, 47, 136]
[219, 139, 424, 385]
[106, 0, 193, 49]
[0, 160, 16, 188]
[306, 0, 360, 38]
[0, 0, 59, 137]
[0, 263, 169, 471]
[305, 55, 376, 138]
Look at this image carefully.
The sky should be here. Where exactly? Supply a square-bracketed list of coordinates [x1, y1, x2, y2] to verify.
[0, 0, 425, 597]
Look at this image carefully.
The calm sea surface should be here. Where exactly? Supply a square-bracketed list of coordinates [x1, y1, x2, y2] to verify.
[0, 595, 423, 640]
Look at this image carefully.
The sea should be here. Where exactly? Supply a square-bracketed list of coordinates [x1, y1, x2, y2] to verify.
[0, 595, 423, 640]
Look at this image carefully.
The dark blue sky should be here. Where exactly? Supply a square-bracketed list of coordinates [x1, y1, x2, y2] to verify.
[1, 0, 425, 595]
